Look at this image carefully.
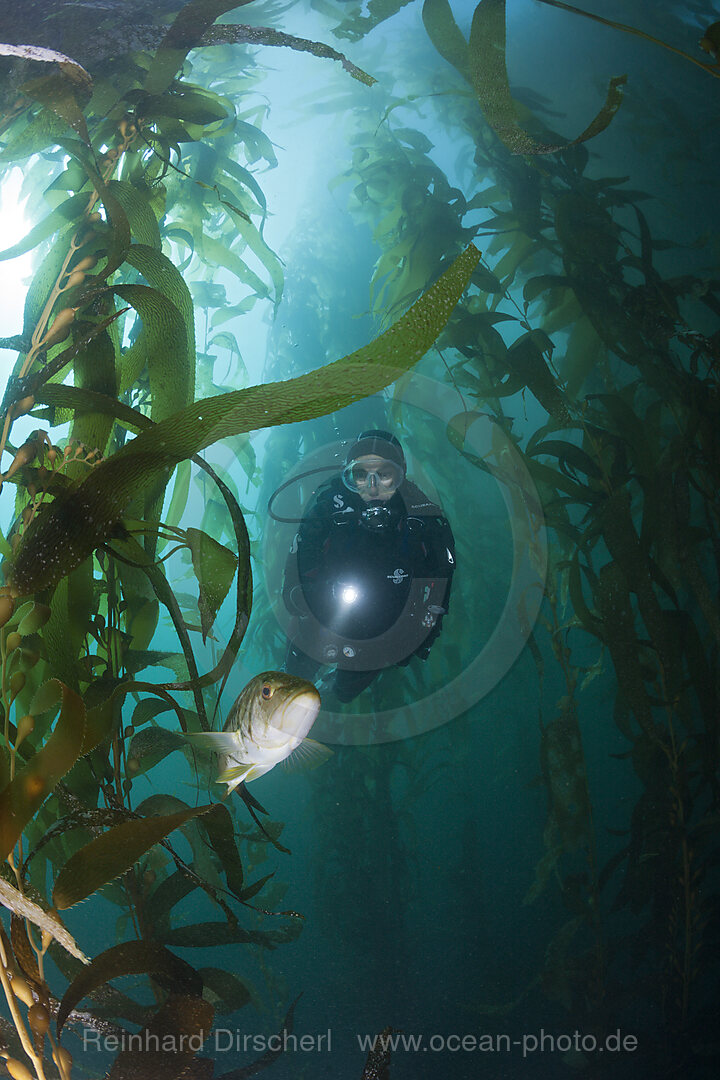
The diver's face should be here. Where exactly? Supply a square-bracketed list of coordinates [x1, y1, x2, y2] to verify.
[349, 454, 402, 502]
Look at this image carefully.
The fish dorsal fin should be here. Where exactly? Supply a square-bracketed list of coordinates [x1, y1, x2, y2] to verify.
[282, 737, 333, 774]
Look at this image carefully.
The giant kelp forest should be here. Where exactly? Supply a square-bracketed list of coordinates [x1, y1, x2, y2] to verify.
[0, 0, 719, 1078]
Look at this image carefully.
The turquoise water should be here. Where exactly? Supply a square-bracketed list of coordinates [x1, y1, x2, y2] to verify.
[1, 2, 719, 1078]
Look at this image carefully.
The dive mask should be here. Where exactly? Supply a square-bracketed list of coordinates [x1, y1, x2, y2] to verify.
[342, 458, 404, 495]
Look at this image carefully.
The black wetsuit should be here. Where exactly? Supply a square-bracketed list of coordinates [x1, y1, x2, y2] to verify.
[283, 476, 455, 702]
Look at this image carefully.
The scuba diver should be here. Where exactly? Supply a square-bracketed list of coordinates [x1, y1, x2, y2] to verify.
[282, 430, 456, 703]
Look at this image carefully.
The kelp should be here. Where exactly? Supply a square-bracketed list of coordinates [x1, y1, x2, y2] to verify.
[142, 1, 257, 98]
[184, 529, 238, 644]
[106, 995, 214, 1080]
[422, 0, 626, 155]
[331, 12, 720, 1067]
[0, 879, 87, 964]
[200, 25, 377, 86]
[1, 1, 719, 1076]
[0, 4, 430, 1075]
[7, 243, 479, 598]
[0, 681, 104, 861]
[56, 940, 204, 1035]
[333, 0, 416, 42]
[0, 45, 90, 88]
[0, 44, 93, 149]
[52, 804, 216, 910]
[0, 10, 482, 1075]
[360, 1026, 394, 1079]
[341, 123, 477, 325]
[212, 995, 301, 1080]
[535, 0, 720, 81]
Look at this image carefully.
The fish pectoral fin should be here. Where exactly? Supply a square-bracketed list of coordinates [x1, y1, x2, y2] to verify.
[186, 731, 240, 755]
[282, 737, 333, 774]
[219, 763, 271, 787]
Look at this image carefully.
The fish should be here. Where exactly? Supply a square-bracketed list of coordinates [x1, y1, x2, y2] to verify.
[186, 671, 327, 795]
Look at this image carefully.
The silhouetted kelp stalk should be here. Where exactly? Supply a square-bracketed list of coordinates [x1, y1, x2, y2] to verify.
[534, 0, 720, 81]
[450, 120, 717, 1080]
[331, 10, 720, 1067]
[360, 1026, 394, 1079]
[471, 192, 718, 1057]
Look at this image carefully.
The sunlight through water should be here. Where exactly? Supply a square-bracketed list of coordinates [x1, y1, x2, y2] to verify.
[0, 166, 33, 370]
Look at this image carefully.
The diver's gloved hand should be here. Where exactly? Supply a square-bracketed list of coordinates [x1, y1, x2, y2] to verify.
[416, 606, 446, 659]
[420, 604, 445, 629]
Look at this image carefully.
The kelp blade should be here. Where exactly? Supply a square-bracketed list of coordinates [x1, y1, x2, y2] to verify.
[468, 0, 625, 155]
[185, 527, 239, 643]
[0, 682, 86, 861]
[107, 995, 214, 1080]
[0, 877, 88, 963]
[52, 805, 216, 910]
[9, 244, 480, 597]
[144, 0, 252, 96]
[422, 0, 473, 82]
[57, 939, 204, 1034]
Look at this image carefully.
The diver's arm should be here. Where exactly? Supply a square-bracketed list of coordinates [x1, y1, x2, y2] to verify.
[295, 487, 335, 579]
[434, 515, 456, 607]
[415, 508, 456, 601]
[283, 483, 343, 617]
[404, 482, 456, 586]
[282, 486, 334, 612]
[415, 513, 456, 659]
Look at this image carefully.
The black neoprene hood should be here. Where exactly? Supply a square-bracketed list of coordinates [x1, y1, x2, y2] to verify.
[345, 430, 406, 469]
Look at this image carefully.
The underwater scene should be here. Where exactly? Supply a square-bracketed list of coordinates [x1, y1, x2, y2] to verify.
[0, 0, 719, 1077]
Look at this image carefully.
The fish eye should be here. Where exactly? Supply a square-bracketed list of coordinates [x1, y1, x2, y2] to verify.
[261, 684, 274, 700]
